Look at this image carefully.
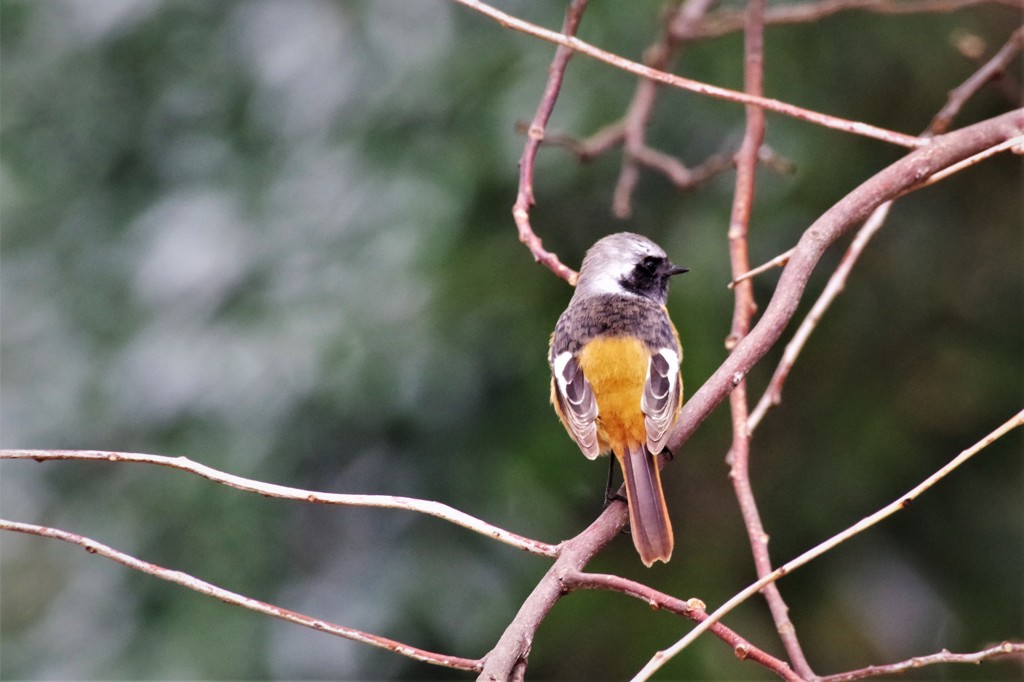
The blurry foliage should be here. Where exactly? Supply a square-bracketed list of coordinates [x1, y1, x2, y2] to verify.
[1, 0, 1021, 679]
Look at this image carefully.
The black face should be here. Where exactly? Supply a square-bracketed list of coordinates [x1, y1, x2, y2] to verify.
[620, 255, 688, 302]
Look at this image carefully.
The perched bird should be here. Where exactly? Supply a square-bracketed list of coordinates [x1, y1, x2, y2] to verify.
[549, 232, 687, 566]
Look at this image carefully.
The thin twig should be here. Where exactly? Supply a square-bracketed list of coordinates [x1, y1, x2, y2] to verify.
[0, 450, 558, 557]
[512, 0, 589, 284]
[478, 499, 629, 680]
[719, 0, 815, 676]
[569, 572, 801, 681]
[818, 641, 1024, 681]
[520, 119, 625, 162]
[747, 201, 891, 433]
[914, 134, 1024, 187]
[743, 42, 1024, 430]
[452, 0, 925, 149]
[0, 519, 483, 672]
[667, 109, 1024, 451]
[613, 0, 721, 218]
[634, 408, 1024, 680]
[687, 0, 1020, 40]
[930, 26, 1024, 134]
[730, 247, 795, 287]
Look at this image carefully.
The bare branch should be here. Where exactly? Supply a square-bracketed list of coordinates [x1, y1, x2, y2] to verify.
[479, 499, 629, 680]
[0, 449, 558, 558]
[512, 0, 589, 284]
[688, 0, 1022, 40]
[612, 0, 722, 218]
[451, 0, 925, 148]
[0, 519, 483, 673]
[635, 408, 1024, 680]
[720, 0, 815, 676]
[743, 45, 1024, 431]
[478, 498, 802, 681]
[569, 572, 802, 681]
[930, 26, 1024, 133]
[520, 118, 625, 162]
[746, 201, 891, 433]
[819, 641, 1024, 681]
[667, 108, 1024, 451]
[914, 133, 1024, 187]
[730, 247, 795, 287]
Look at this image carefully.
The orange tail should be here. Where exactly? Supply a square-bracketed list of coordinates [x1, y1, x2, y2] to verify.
[618, 442, 674, 566]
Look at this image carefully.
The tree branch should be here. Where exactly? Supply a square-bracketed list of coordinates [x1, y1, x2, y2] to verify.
[569, 572, 801, 681]
[512, 0, 589, 284]
[0, 449, 558, 557]
[635, 408, 1024, 679]
[746, 201, 891, 434]
[612, 0, 724, 218]
[478, 498, 802, 680]
[929, 26, 1024, 134]
[0, 519, 483, 673]
[667, 108, 1024, 452]
[687, 0, 1022, 40]
[721, 0, 817, 677]
[451, 0, 925, 148]
[818, 641, 1024, 681]
[478, 501, 628, 680]
[743, 36, 1024, 431]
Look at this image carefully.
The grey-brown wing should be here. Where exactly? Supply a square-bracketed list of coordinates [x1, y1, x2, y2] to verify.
[641, 348, 681, 454]
[551, 351, 601, 459]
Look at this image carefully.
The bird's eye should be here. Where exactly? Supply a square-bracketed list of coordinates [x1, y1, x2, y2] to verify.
[642, 256, 661, 273]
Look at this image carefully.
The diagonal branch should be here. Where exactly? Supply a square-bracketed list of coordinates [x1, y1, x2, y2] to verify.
[688, 0, 1021, 40]
[929, 26, 1024, 134]
[743, 34, 1024, 432]
[746, 201, 892, 434]
[818, 641, 1024, 681]
[0, 519, 483, 673]
[721, 0, 816, 676]
[667, 108, 1024, 452]
[569, 572, 801, 681]
[635, 408, 1024, 680]
[478, 500, 628, 680]
[452, 0, 925, 148]
[0, 449, 558, 557]
[512, 0, 589, 284]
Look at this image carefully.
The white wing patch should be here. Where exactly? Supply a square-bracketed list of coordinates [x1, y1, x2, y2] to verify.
[552, 351, 601, 459]
[641, 348, 681, 454]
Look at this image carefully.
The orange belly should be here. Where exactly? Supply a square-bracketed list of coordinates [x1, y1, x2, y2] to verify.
[577, 336, 650, 455]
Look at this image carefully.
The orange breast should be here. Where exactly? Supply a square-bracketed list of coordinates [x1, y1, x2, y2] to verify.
[577, 336, 650, 455]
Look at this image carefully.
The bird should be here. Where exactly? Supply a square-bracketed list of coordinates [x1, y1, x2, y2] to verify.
[549, 232, 687, 566]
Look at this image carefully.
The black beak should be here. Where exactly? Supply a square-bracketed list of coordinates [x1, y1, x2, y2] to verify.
[665, 262, 689, 277]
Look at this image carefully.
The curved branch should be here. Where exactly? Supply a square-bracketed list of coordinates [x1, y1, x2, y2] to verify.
[688, 0, 1020, 40]
[478, 500, 628, 680]
[0, 519, 482, 673]
[568, 572, 801, 681]
[667, 108, 1024, 453]
[723, 0, 815, 676]
[512, 0, 589, 284]
[452, 0, 925, 148]
[818, 641, 1024, 681]
[636, 408, 1024, 680]
[746, 200, 891, 433]
[929, 26, 1024, 134]
[0, 449, 558, 558]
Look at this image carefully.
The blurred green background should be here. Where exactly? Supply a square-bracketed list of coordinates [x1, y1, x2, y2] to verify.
[1, 1, 1021, 679]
